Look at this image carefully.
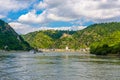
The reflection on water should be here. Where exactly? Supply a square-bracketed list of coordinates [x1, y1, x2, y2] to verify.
[0, 52, 120, 80]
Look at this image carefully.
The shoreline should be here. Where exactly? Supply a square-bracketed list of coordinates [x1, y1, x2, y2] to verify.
[0, 49, 90, 54]
[1, 49, 119, 57]
[38, 48, 90, 53]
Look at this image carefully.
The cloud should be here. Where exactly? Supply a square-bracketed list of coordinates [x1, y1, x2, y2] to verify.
[36, 1, 47, 9]
[0, 0, 36, 15]
[9, 22, 40, 34]
[18, 10, 46, 24]
[9, 22, 86, 34]
[19, 0, 120, 24]
[70, 26, 86, 31]
[37, 26, 86, 31]
[0, 15, 5, 18]
[5, 0, 120, 34]
[47, 13, 74, 21]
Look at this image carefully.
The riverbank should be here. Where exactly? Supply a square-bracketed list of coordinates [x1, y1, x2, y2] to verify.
[0, 48, 90, 54]
[38, 48, 90, 53]
[0, 50, 29, 54]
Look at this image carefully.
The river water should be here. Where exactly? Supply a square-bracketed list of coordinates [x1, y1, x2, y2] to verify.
[0, 52, 120, 80]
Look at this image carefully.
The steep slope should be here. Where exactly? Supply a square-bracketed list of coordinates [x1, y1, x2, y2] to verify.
[90, 31, 120, 55]
[23, 22, 120, 51]
[22, 30, 75, 49]
[0, 20, 31, 50]
[22, 32, 53, 49]
[73, 22, 120, 48]
[54, 35, 76, 49]
[43, 30, 75, 40]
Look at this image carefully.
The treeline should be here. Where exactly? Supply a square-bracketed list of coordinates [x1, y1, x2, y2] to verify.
[90, 31, 120, 55]
[23, 22, 120, 55]
[1, 19, 120, 54]
[22, 30, 76, 49]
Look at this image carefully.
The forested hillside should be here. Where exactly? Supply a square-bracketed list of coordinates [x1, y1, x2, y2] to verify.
[73, 22, 120, 48]
[23, 22, 120, 55]
[0, 20, 31, 50]
[22, 30, 75, 49]
[90, 31, 120, 55]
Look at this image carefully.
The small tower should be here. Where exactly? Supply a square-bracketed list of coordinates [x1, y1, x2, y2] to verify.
[66, 46, 69, 51]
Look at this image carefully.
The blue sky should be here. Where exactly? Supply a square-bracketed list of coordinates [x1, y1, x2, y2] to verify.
[0, 0, 120, 34]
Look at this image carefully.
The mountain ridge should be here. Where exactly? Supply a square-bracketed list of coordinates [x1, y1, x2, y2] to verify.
[23, 22, 120, 55]
[0, 19, 31, 50]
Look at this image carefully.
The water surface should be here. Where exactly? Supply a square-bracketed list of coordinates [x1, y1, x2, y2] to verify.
[0, 52, 120, 80]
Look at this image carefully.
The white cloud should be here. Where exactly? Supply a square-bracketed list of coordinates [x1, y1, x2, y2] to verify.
[0, 15, 5, 18]
[47, 13, 74, 21]
[36, 1, 47, 9]
[20, 0, 120, 24]
[6, 0, 120, 34]
[70, 26, 86, 31]
[0, 0, 35, 15]
[9, 22, 86, 34]
[9, 22, 41, 34]
[37, 26, 86, 31]
[18, 10, 45, 24]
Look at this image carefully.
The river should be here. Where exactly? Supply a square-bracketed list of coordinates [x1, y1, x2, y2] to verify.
[0, 52, 120, 80]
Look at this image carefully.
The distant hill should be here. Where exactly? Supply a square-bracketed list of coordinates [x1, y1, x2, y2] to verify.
[0, 20, 31, 50]
[23, 22, 120, 55]
[90, 31, 120, 55]
[73, 22, 120, 48]
[22, 30, 75, 49]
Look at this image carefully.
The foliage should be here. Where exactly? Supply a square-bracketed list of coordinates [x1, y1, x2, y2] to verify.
[23, 22, 120, 55]
[90, 31, 120, 55]
[22, 30, 76, 49]
[73, 22, 120, 48]
[0, 20, 31, 51]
